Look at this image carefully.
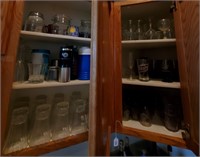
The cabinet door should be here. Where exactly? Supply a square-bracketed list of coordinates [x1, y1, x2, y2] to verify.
[89, 1, 115, 156]
[173, 1, 199, 155]
[1, 1, 24, 154]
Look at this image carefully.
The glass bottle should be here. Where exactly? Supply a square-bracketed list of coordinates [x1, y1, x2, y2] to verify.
[124, 136, 133, 156]
[24, 11, 44, 32]
[118, 139, 125, 156]
[79, 20, 91, 38]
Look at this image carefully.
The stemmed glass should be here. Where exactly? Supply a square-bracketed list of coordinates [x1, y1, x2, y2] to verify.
[145, 18, 156, 39]
[157, 19, 171, 39]
[135, 19, 144, 40]
[128, 52, 134, 80]
[127, 19, 134, 40]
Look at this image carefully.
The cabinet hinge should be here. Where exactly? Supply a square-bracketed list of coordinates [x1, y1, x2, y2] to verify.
[181, 123, 191, 140]
[170, 1, 177, 13]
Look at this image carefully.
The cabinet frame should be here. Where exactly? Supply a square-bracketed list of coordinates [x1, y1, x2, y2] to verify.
[113, 0, 199, 154]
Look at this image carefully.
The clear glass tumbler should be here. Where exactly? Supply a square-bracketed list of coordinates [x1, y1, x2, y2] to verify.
[51, 93, 70, 141]
[137, 58, 150, 81]
[3, 107, 29, 154]
[70, 98, 88, 135]
[29, 103, 51, 147]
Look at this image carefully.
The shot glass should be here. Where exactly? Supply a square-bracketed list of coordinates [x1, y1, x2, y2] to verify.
[137, 58, 150, 81]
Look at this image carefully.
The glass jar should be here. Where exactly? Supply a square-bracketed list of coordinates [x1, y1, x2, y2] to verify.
[51, 14, 71, 35]
[24, 11, 44, 32]
[79, 20, 91, 38]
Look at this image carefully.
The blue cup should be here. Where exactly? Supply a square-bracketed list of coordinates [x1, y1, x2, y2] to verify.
[78, 47, 91, 80]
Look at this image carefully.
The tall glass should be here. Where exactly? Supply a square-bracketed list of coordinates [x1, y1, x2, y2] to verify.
[3, 107, 29, 154]
[29, 95, 51, 147]
[137, 58, 150, 81]
[51, 93, 70, 141]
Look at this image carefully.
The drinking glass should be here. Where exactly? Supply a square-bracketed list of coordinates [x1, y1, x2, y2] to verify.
[135, 19, 144, 40]
[51, 93, 70, 141]
[70, 98, 88, 135]
[3, 107, 29, 154]
[157, 19, 170, 39]
[137, 58, 149, 81]
[139, 106, 152, 127]
[128, 52, 134, 80]
[145, 18, 156, 39]
[161, 59, 174, 82]
[126, 20, 135, 40]
[28, 63, 47, 83]
[29, 100, 51, 146]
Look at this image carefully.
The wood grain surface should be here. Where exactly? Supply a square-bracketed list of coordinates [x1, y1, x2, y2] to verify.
[173, 1, 199, 155]
[1, 1, 24, 155]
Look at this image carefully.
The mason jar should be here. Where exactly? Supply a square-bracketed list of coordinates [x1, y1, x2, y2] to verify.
[24, 11, 44, 32]
[79, 20, 91, 38]
[51, 14, 71, 35]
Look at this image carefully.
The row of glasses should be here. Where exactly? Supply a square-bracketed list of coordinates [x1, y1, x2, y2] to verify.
[122, 93, 181, 131]
[3, 92, 88, 154]
[122, 18, 174, 40]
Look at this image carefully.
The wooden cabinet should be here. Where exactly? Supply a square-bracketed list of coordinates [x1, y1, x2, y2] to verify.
[1, 1, 110, 156]
[113, 0, 199, 155]
[1, 0, 199, 156]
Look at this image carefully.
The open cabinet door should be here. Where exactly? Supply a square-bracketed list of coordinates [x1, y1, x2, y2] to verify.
[173, 1, 199, 155]
[88, 1, 114, 156]
[1, 1, 24, 154]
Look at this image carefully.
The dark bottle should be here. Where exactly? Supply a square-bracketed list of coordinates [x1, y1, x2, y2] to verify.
[118, 139, 125, 156]
[124, 137, 133, 156]
[71, 46, 78, 80]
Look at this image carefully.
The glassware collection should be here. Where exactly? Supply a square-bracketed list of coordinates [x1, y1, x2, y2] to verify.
[122, 18, 174, 40]
[14, 45, 91, 84]
[126, 55, 179, 82]
[3, 92, 88, 154]
[24, 11, 91, 38]
[122, 88, 182, 132]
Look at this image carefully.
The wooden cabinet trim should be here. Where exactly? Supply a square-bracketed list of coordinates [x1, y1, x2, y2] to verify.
[4, 132, 88, 156]
[1, 1, 24, 155]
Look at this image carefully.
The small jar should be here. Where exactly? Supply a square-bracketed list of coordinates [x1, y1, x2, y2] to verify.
[51, 14, 71, 35]
[79, 20, 91, 38]
[24, 11, 44, 32]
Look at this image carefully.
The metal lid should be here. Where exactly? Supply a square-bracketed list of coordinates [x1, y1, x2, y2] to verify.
[28, 11, 44, 19]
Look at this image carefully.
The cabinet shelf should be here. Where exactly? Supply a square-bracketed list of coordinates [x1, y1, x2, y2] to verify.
[122, 39, 176, 49]
[122, 78, 180, 89]
[6, 132, 88, 156]
[119, 120, 186, 148]
[20, 31, 91, 45]
[12, 80, 90, 89]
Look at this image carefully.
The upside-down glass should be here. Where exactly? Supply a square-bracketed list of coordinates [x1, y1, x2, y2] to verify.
[51, 93, 70, 141]
[29, 96, 51, 147]
[70, 98, 88, 135]
[3, 107, 29, 154]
